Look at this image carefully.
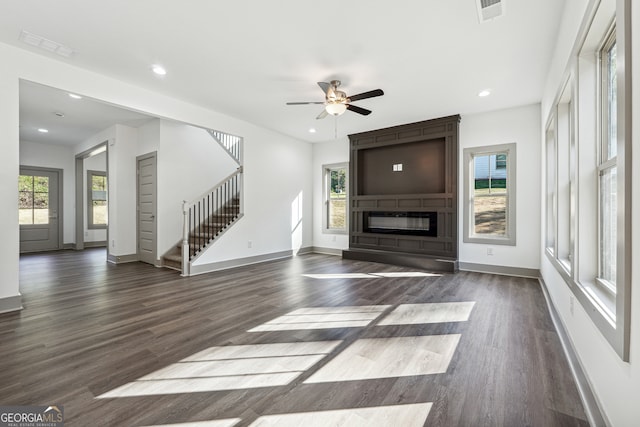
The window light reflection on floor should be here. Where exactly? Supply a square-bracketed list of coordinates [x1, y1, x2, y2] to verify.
[378, 302, 476, 326]
[248, 306, 390, 332]
[302, 271, 441, 279]
[247, 402, 433, 427]
[305, 335, 461, 383]
[142, 420, 241, 427]
[142, 403, 433, 427]
[97, 341, 341, 398]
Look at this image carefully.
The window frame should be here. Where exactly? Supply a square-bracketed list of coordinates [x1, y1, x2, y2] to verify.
[87, 170, 107, 230]
[322, 162, 348, 235]
[462, 143, 516, 246]
[596, 26, 618, 293]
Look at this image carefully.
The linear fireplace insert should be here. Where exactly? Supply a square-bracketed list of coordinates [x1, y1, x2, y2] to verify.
[364, 211, 437, 237]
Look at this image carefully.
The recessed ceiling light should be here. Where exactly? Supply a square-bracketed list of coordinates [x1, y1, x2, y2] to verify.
[68, 93, 82, 99]
[309, 128, 317, 133]
[478, 89, 491, 97]
[152, 65, 167, 76]
[37, 128, 49, 133]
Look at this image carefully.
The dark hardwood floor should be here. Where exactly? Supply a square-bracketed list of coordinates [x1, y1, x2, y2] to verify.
[0, 249, 588, 426]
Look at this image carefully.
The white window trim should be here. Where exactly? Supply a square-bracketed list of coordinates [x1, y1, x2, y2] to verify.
[544, 1, 631, 361]
[462, 143, 516, 246]
[322, 162, 348, 235]
[87, 170, 107, 230]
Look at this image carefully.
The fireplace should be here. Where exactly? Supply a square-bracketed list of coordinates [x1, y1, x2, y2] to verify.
[364, 212, 437, 237]
[343, 115, 460, 272]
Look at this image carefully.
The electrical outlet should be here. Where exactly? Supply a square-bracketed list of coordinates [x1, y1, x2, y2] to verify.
[111, 240, 115, 248]
[248, 240, 252, 248]
[332, 235, 336, 242]
[487, 247, 494, 256]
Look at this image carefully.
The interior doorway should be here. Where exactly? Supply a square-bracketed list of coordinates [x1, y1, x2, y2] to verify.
[75, 142, 108, 251]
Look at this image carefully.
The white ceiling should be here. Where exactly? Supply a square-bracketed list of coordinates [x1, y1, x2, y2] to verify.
[2, 0, 566, 144]
[19, 80, 155, 146]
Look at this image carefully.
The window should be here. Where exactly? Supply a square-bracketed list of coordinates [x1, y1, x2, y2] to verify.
[88, 170, 107, 229]
[552, 78, 577, 274]
[545, 117, 556, 254]
[463, 143, 516, 245]
[19, 175, 49, 225]
[322, 163, 347, 234]
[544, 5, 631, 361]
[598, 30, 617, 289]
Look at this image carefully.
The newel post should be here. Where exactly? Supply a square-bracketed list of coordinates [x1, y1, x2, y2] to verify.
[181, 200, 190, 277]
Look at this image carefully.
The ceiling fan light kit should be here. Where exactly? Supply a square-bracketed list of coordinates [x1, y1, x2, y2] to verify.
[325, 102, 348, 116]
[287, 79, 384, 120]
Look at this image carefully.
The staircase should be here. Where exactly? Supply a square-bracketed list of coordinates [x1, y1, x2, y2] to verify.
[162, 128, 243, 275]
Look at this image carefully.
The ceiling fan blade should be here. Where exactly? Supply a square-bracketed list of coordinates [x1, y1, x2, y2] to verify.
[347, 104, 372, 116]
[316, 109, 329, 120]
[286, 101, 325, 105]
[347, 89, 384, 102]
[318, 82, 331, 94]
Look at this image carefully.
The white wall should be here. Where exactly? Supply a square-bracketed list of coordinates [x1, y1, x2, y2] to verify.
[0, 66, 19, 302]
[157, 120, 239, 259]
[194, 125, 313, 265]
[459, 104, 541, 269]
[0, 40, 313, 305]
[83, 151, 107, 243]
[539, 0, 640, 425]
[72, 123, 139, 257]
[312, 137, 350, 252]
[137, 119, 160, 156]
[19, 140, 75, 244]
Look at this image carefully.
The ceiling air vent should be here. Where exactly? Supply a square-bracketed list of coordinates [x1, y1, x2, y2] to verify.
[477, 0, 504, 23]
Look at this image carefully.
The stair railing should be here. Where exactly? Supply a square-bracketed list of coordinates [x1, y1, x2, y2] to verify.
[182, 167, 243, 275]
[207, 129, 242, 165]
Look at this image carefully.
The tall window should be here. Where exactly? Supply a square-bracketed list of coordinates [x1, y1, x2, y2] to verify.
[19, 175, 49, 225]
[545, 118, 556, 253]
[598, 30, 617, 289]
[88, 170, 108, 229]
[463, 143, 516, 245]
[322, 163, 347, 233]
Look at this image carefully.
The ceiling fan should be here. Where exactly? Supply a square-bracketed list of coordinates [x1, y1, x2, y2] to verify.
[286, 80, 384, 119]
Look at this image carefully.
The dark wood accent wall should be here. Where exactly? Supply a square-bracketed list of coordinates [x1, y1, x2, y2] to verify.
[347, 115, 461, 262]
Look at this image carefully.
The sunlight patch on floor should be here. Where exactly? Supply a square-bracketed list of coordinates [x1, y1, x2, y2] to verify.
[378, 302, 476, 325]
[248, 402, 433, 427]
[305, 335, 461, 383]
[303, 271, 440, 279]
[142, 420, 241, 427]
[98, 341, 341, 398]
[248, 306, 390, 332]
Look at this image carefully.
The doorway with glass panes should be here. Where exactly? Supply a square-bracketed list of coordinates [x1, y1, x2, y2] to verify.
[19, 166, 63, 252]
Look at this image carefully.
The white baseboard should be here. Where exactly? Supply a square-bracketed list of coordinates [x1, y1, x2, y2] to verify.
[538, 278, 607, 427]
[458, 262, 539, 278]
[107, 253, 138, 264]
[189, 250, 293, 276]
[0, 294, 23, 313]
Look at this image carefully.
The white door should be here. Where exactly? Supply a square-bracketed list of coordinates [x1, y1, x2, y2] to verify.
[19, 167, 62, 252]
[137, 153, 157, 265]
